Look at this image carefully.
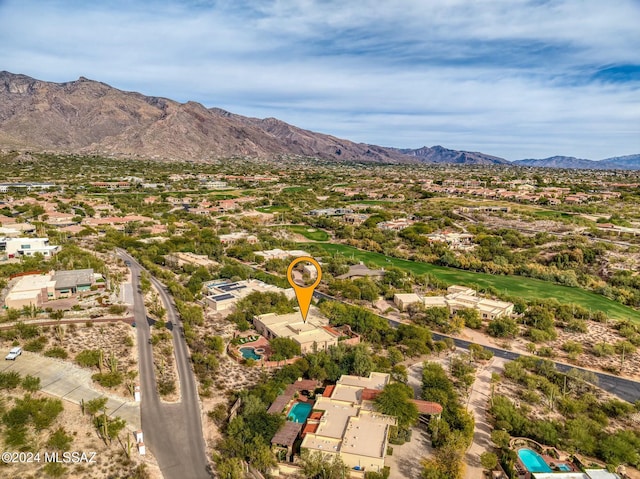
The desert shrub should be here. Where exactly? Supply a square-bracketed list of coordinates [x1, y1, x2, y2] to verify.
[0, 371, 22, 389]
[24, 336, 47, 352]
[92, 372, 123, 388]
[44, 347, 68, 359]
[75, 349, 102, 368]
[22, 375, 41, 392]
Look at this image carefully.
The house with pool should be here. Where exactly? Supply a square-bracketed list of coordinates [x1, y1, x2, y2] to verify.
[253, 305, 360, 354]
[513, 439, 620, 479]
[270, 373, 397, 475]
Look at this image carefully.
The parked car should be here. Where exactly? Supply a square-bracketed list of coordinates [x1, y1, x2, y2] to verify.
[5, 347, 22, 360]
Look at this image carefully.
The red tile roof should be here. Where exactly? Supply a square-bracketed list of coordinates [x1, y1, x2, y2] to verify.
[412, 400, 443, 415]
[361, 388, 382, 401]
[323, 385, 335, 397]
[302, 423, 319, 436]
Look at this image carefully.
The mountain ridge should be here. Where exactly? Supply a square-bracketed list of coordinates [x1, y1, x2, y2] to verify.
[1, 71, 638, 168]
[513, 154, 640, 170]
[0, 71, 412, 163]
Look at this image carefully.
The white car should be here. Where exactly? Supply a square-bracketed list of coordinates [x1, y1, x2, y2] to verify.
[5, 347, 22, 360]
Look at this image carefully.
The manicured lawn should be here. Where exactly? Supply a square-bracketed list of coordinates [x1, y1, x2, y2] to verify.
[280, 225, 329, 241]
[256, 205, 292, 213]
[307, 243, 640, 322]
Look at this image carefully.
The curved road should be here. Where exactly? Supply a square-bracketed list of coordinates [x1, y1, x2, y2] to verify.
[313, 291, 640, 403]
[118, 250, 211, 479]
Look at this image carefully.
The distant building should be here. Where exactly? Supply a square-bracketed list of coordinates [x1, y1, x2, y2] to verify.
[342, 213, 370, 225]
[393, 293, 423, 311]
[202, 180, 228, 189]
[308, 208, 354, 217]
[218, 232, 258, 245]
[166, 252, 218, 269]
[393, 285, 513, 320]
[377, 218, 415, 231]
[203, 279, 293, 312]
[0, 237, 59, 258]
[254, 249, 310, 261]
[426, 231, 474, 250]
[336, 264, 386, 280]
[0, 182, 55, 193]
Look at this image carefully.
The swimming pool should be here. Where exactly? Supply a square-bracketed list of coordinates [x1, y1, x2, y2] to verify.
[239, 347, 262, 360]
[557, 464, 572, 471]
[288, 402, 312, 423]
[518, 448, 552, 473]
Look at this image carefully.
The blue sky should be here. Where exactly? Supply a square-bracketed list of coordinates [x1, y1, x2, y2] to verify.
[1, 0, 638, 160]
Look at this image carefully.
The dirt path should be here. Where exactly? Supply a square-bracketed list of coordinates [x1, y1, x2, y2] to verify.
[464, 357, 506, 479]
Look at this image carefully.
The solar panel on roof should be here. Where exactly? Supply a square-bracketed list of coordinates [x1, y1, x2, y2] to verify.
[219, 283, 246, 292]
[211, 293, 234, 301]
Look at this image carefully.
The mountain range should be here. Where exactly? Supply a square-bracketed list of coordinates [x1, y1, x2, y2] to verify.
[512, 155, 640, 170]
[0, 71, 638, 169]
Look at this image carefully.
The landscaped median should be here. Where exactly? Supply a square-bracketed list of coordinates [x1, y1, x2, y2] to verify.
[304, 242, 640, 322]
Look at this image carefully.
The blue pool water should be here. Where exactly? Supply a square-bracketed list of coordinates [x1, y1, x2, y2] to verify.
[518, 448, 552, 473]
[558, 464, 572, 471]
[288, 402, 312, 423]
[239, 347, 261, 360]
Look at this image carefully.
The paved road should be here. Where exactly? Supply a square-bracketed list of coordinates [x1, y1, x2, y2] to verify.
[313, 291, 640, 403]
[1, 351, 140, 428]
[117, 250, 211, 479]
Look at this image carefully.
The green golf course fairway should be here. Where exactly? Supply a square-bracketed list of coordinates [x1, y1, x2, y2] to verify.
[278, 225, 329, 241]
[307, 243, 640, 322]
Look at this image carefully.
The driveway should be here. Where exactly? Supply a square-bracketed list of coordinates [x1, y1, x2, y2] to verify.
[464, 357, 506, 479]
[1, 351, 140, 429]
[386, 354, 457, 479]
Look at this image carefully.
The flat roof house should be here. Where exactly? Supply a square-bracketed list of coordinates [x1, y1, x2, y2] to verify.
[254, 307, 340, 354]
[4, 273, 56, 309]
[0, 237, 59, 258]
[203, 279, 294, 312]
[300, 372, 397, 474]
[393, 285, 513, 320]
[52, 269, 95, 297]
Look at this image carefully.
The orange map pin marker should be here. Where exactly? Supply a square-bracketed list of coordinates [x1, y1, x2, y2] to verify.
[287, 256, 322, 323]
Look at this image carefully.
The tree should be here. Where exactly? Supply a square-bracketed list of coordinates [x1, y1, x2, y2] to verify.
[247, 437, 276, 473]
[480, 452, 498, 470]
[421, 431, 467, 479]
[490, 429, 510, 449]
[456, 308, 482, 329]
[269, 337, 301, 361]
[299, 450, 349, 479]
[214, 456, 244, 479]
[487, 317, 518, 338]
[387, 347, 404, 365]
[351, 344, 374, 377]
[374, 383, 419, 430]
